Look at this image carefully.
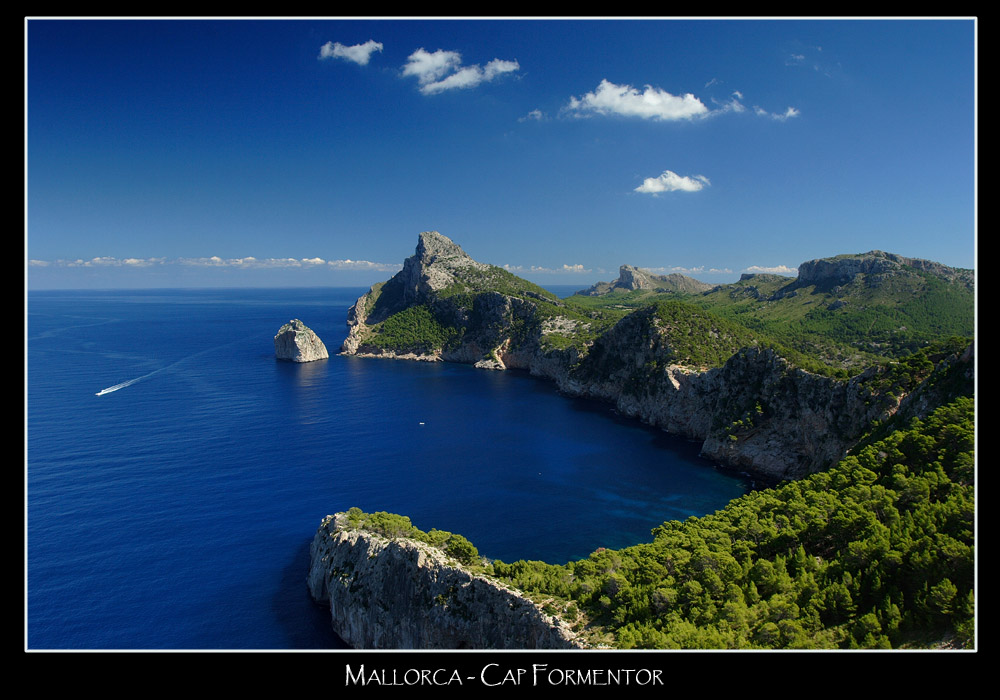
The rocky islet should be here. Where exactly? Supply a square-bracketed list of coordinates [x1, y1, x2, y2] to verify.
[274, 318, 329, 363]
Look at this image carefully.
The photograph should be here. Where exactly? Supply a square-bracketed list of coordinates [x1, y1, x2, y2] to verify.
[26, 17, 976, 660]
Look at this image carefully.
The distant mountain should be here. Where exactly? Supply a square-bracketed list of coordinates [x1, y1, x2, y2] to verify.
[687, 250, 975, 365]
[796, 250, 974, 291]
[578, 264, 716, 296]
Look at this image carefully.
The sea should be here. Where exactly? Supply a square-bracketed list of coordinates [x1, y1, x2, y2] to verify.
[26, 286, 752, 650]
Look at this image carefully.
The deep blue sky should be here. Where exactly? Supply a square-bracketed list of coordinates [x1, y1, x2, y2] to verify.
[26, 18, 976, 289]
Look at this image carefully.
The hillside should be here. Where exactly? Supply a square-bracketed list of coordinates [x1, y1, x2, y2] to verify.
[570, 250, 974, 373]
[325, 231, 975, 649]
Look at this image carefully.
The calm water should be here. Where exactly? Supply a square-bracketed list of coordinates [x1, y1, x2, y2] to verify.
[26, 287, 750, 649]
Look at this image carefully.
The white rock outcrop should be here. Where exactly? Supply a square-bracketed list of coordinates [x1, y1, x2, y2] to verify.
[308, 513, 586, 649]
[274, 319, 329, 363]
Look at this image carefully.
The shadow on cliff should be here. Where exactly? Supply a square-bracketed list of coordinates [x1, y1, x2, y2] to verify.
[273, 539, 350, 649]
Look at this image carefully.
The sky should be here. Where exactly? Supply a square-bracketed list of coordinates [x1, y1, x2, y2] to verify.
[26, 18, 977, 290]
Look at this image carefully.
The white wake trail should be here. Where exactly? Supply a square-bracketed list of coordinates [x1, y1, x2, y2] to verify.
[95, 371, 159, 396]
[94, 331, 266, 397]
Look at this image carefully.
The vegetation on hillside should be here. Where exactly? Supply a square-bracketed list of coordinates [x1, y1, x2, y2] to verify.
[343, 507, 481, 568]
[491, 398, 973, 649]
[342, 398, 974, 649]
[562, 263, 973, 376]
[364, 304, 458, 354]
[436, 264, 561, 302]
[689, 269, 973, 365]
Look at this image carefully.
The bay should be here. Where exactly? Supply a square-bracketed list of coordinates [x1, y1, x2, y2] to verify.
[26, 287, 750, 649]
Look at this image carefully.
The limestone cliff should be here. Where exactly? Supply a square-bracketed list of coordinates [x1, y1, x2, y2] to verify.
[543, 305, 937, 480]
[274, 319, 329, 362]
[564, 343, 894, 480]
[307, 513, 586, 649]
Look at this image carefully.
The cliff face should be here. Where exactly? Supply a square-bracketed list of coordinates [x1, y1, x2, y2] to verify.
[307, 513, 585, 649]
[546, 331, 901, 480]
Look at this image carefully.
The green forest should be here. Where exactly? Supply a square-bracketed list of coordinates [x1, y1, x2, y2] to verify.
[346, 396, 974, 649]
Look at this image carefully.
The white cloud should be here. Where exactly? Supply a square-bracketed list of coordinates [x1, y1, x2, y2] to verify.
[646, 265, 733, 275]
[421, 65, 487, 94]
[635, 170, 711, 195]
[743, 264, 797, 275]
[319, 40, 383, 65]
[565, 79, 709, 121]
[30, 256, 400, 273]
[484, 58, 519, 79]
[519, 108, 544, 122]
[403, 49, 519, 95]
[708, 91, 747, 117]
[754, 105, 800, 121]
[565, 80, 801, 125]
[502, 263, 592, 274]
[402, 48, 462, 85]
[31, 256, 166, 267]
[326, 259, 403, 272]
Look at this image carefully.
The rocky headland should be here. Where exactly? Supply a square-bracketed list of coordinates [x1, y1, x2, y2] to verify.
[307, 512, 586, 649]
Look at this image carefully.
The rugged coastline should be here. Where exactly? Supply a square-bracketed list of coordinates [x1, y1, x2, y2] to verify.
[312, 231, 974, 650]
[338, 231, 973, 482]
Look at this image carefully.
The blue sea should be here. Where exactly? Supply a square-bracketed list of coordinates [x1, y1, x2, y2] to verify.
[26, 287, 751, 650]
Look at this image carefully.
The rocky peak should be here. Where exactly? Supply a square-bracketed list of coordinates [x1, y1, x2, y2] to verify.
[401, 231, 489, 303]
[580, 265, 714, 296]
[617, 264, 652, 290]
[414, 230, 472, 263]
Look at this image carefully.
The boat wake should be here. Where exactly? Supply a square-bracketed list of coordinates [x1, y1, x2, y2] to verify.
[95, 377, 143, 396]
[94, 331, 265, 396]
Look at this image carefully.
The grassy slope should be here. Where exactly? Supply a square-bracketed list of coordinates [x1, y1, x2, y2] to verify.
[564, 266, 973, 375]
